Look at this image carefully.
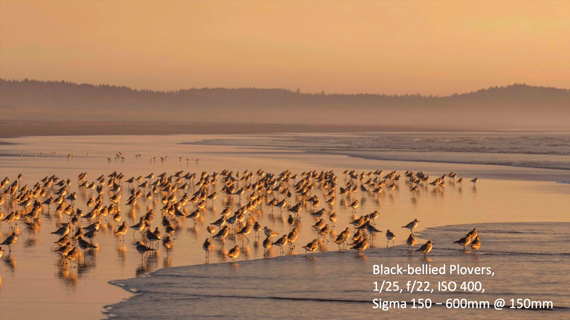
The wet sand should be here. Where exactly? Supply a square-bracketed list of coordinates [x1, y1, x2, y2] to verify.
[0, 134, 568, 319]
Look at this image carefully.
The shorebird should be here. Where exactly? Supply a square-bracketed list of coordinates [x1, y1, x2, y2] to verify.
[162, 235, 174, 253]
[467, 228, 478, 239]
[454, 235, 473, 251]
[0, 231, 19, 253]
[115, 221, 128, 240]
[227, 245, 240, 262]
[262, 236, 273, 256]
[134, 241, 155, 262]
[56, 241, 73, 257]
[51, 224, 71, 237]
[351, 238, 370, 254]
[385, 230, 396, 247]
[263, 226, 278, 238]
[273, 235, 288, 255]
[287, 227, 299, 250]
[302, 239, 319, 256]
[402, 219, 419, 234]
[348, 200, 360, 213]
[416, 240, 433, 258]
[77, 236, 98, 252]
[130, 218, 147, 238]
[333, 227, 350, 250]
[471, 177, 479, 184]
[470, 236, 481, 251]
[236, 222, 253, 243]
[213, 226, 229, 242]
[406, 233, 417, 251]
[206, 226, 216, 238]
[368, 210, 379, 225]
[64, 247, 80, 266]
[203, 238, 213, 261]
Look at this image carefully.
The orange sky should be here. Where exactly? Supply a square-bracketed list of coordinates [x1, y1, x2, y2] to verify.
[0, 1, 568, 95]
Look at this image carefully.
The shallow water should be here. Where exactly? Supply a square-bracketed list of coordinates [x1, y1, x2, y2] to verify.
[106, 222, 570, 319]
[190, 131, 570, 173]
[0, 134, 569, 319]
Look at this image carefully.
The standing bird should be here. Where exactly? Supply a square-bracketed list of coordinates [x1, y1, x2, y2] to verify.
[134, 241, 155, 262]
[351, 238, 370, 254]
[453, 235, 472, 251]
[385, 230, 396, 247]
[115, 221, 128, 240]
[1, 231, 19, 253]
[402, 219, 419, 235]
[471, 177, 479, 184]
[162, 236, 174, 253]
[263, 226, 278, 238]
[203, 238, 213, 261]
[302, 239, 319, 256]
[470, 236, 481, 251]
[273, 235, 288, 255]
[416, 240, 433, 258]
[77, 236, 98, 252]
[253, 221, 262, 239]
[406, 233, 417, 251]
[64, 247, 80, 266]
[348, 200, 360, 213]
[213, 226, 230, 242]
[262, 236, 273, 257]
[467, 228, 478, 239]
[287, 227, 299, 250]
[227, 245, 240, 262]
[206, 226, 216, 238]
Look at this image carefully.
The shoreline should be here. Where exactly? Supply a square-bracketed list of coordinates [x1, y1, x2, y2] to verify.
[104, 221, 570, 319]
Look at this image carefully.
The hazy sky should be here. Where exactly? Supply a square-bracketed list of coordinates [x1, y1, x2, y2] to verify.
[1, 1, 568, 95]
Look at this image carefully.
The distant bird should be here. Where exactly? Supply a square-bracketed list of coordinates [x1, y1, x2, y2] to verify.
[351, 238, 370, 254]
[0, 231, 19, 253]
[253, 221, 262, 239]
[227, 245, 240, 262]
[402, 219, 419, 234]
[134, 241, 155, 262]
[263, 226, 278, 238]
[348, 200, 360, 213]
[302, 239, 319, 256]
[206, 226, 216, 237]
[454, 235, 473, 251]
[115, 221, 128, 240]
[406, 233, 417, 251]
[162, 235, 174, 253]
[467, 228, 478, 239]
[416, 240, 433, 258]
[470, 236, 481, 251]
[77, 236, 98, 252]
[471, 177, 479, 184]
[262, 236, 273, 256]
[203, 238, 213, 261]
[272, 235, 288, 255]
[213, 226, 229, 242]
[385, 230, 396, 247]
[64, 247, 80, 266]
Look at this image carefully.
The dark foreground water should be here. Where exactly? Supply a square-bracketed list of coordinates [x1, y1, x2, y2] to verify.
[106, 222, 570, 320]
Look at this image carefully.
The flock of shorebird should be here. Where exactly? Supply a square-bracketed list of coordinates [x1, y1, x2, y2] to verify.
[0, 165, 481, 269]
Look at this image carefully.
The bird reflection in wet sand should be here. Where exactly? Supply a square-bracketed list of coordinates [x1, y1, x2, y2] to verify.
[4, 252, 17, 272]
[57, 262, 78, 287]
